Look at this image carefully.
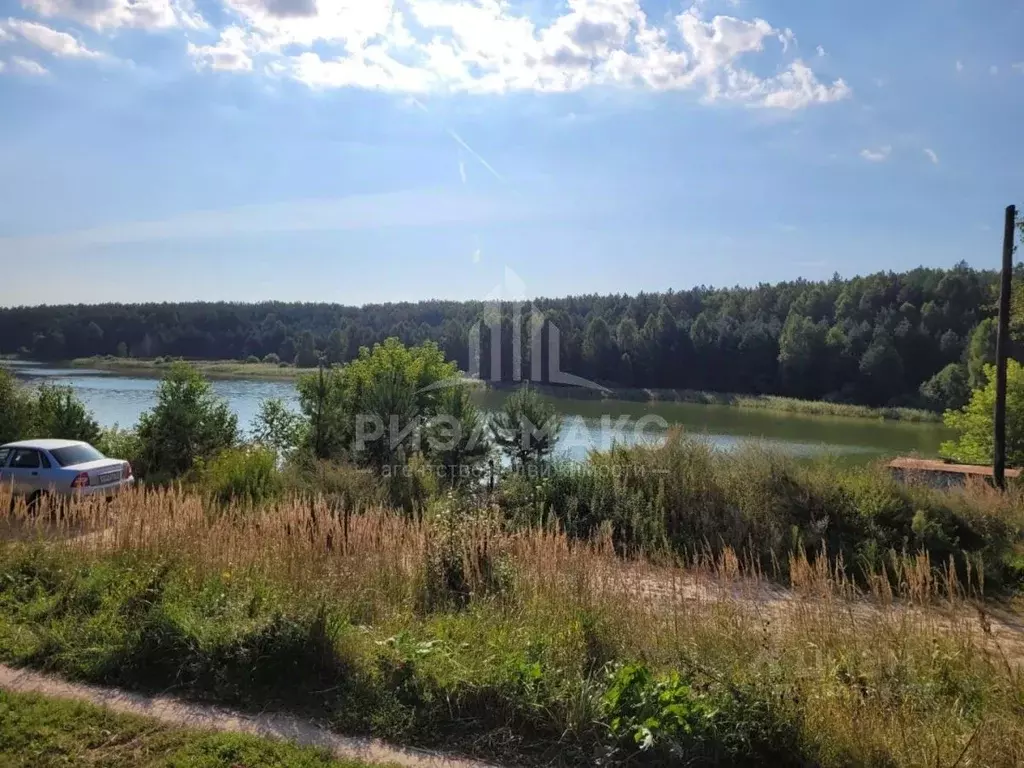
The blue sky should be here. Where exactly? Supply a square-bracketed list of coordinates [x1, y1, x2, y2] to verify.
[0, 0, 1021, 306]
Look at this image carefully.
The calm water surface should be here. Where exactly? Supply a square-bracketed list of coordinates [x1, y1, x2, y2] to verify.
[2, 361, 951, 463]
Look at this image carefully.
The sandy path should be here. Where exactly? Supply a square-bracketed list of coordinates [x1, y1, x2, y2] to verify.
[0, 665, 501, 768]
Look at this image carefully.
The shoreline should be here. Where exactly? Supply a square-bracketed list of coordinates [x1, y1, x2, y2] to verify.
[68, 356, 307, 381]
[490, 382, 943, 423]
[57, 357, 942, 423]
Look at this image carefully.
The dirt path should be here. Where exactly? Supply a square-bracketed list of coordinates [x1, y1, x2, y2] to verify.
[0, 665, 501, 768]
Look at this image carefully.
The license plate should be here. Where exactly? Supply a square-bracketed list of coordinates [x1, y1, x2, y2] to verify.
[99, 471, 120, 485]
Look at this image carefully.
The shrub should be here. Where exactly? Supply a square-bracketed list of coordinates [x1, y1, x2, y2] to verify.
[251, 398, 306, 460]
[262, 353, 281, 365]
[0, 370, 36, 444]
[942, 361, 1024, 466]
[0, 372, 100, 445]
[920, 363, 971, 412]
[418, 495, 513, 612]
[281, 460, 384, 513]
[202, 447, 282, 507]
[32, 383, 100, 444]
[498, 434, 1022, 587]
[245, 355, 261, 364]
[491, 386, 562, 468]
[135, 363, 238, 483]
[384, 452, 439, 515]
[426, 387, 492, 488]
[95, 426, 142, 466]
[600, 662, 800, 765]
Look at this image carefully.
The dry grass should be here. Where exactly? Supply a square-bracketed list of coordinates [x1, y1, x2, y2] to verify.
[1, 484, 1023, 766]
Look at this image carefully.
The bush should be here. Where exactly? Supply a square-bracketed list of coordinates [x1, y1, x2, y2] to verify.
[384, 453, 440, 515]
[95, 426, 142, 465]
[281, 460, 385, 513]
[0, 370, 36, 444]
[920, 363, 971, 412]
[32, 383, 100, 444]
[491, 386, 562, 468]
[600, 662, 800, 764]
[202, 447, 283, 507]
[942, 361, 1024, 466]
[245, 355, 261, 364]
[0, 372, 100, 445]
[497, 434, 1021, 587]
[251, 398, 306, 460]
[418, 495, 514, 612]
[135, 363, 238, 483]
[262, 353, 281, 365]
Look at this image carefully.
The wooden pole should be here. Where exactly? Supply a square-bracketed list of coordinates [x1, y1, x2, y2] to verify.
[993, 204, 1016, 490]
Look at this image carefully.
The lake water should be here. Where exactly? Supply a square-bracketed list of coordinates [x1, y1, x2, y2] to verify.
[2, 361, 951, 463]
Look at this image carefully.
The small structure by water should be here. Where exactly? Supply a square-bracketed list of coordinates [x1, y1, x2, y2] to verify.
[888, 457, 1021, 488]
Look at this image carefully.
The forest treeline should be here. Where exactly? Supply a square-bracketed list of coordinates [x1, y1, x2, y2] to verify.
[1, 261, 1018, 410]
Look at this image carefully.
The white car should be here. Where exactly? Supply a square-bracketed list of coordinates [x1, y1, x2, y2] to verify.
[0, 439, 134, 504]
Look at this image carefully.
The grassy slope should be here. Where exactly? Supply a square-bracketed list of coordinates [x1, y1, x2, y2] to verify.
[0, 689, 388, 768]
[0, 467, 1022, 767]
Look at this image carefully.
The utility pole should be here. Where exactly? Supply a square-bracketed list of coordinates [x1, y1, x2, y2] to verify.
[993, 204, 1017, 490]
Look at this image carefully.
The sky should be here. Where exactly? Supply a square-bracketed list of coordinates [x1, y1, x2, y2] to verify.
[0, 0, 1021, 307]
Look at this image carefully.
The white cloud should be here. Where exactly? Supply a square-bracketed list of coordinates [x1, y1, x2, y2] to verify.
[19, 0, 204, 31]
[816, 45, 825, 57]
[860, 145, 891, 162]
[955, 59, 964, 72]
[0, 60, 5, 71]
[990, 64, 999, 75]
[188, 26, 252, 70]
[4, 18, 103, 58]
[1014, 62, 1024, 74]
[0, 25, 11, 41]
[10, 54, 48, 74]
[197, 0, 849, 108]
[923, 148, 939, 165]
[777, 27, 795, 52]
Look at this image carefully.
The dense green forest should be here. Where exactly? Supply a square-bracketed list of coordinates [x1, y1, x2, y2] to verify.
[0, 262, 1017, 410]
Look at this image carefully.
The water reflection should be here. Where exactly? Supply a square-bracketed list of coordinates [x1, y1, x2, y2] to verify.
[1, 361, 948, 462]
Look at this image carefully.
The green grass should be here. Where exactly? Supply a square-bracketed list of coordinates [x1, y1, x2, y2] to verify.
[499, 436, 1024, 590]
[70, 356, 307, 380]
[0, 689, 390, 768]
[2, 439, 1024, 766]
[1, 511, 1022, 766]
[0, 549, 815, 766]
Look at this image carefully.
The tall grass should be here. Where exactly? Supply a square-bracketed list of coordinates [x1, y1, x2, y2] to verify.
[499, 434, 1024, 591]
[1, 480, 1023, 766]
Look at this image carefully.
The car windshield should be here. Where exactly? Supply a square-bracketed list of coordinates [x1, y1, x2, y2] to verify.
[49, 445, 106, 467]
